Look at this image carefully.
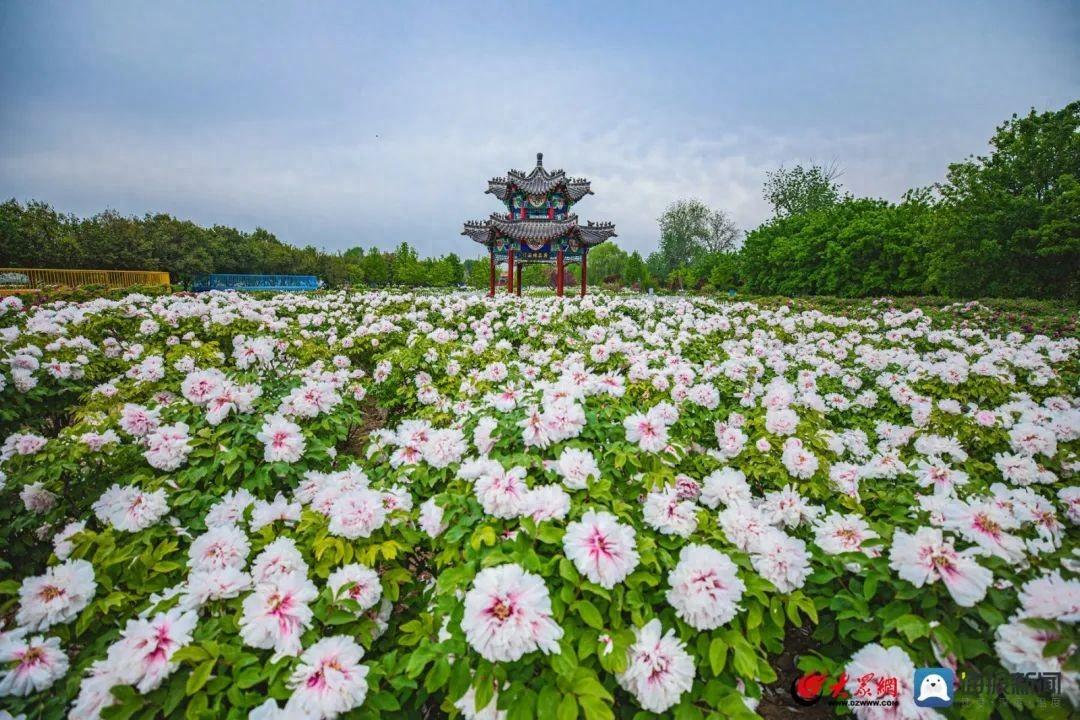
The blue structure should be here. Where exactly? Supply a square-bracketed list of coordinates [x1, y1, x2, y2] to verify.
[191, 274, 320, 293]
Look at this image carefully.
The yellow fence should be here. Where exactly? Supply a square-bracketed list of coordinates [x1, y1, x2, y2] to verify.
[0, 268, 171, 295]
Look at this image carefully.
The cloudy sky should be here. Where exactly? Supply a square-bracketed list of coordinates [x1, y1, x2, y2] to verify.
[1, 1, 1077, 258]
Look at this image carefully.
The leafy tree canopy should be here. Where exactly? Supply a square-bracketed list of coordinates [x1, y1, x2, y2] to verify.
[763, 162, 845, 218]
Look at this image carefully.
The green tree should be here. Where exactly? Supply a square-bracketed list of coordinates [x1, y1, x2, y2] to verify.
[521, 264, 549, 287]
[622, 251, 650, 289]
[586, 243, 629, 285]
[645, 251, 667, 284]
[360, 248, 391, 286]
[442, 253, 463, 286]
[467, 257, 491, 289]
[763, 163, 844, 218]
[927, 102, 1080, 298]
[656, 200, 741, 281]
[740, 195, 933, 296]
[657, 199, 707, 274]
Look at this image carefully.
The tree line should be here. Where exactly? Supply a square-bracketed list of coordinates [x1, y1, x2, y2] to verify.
[0, 202, 466, 289]
[650, 101, 1079, 299]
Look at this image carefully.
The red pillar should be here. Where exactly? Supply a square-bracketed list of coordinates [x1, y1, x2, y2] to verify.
[580, 251, 587, 297]
[516, 263, 522, 296]
[488, 251, 495, 297]
[506, 248, 515, 295]
[556, 249, 564, 297]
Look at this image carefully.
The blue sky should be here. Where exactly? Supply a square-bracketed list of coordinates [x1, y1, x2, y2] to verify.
[1, 1, 1077, 258]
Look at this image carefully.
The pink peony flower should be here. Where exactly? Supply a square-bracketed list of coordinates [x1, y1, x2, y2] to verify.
[418, 498, 447, 538]
[642, 487, 699, 538]
[187, 525, 250, 572]
[555, 447, 600, 490]
[624, 412, 669, 453]
[812, 513, 880, 557]
[472, 464, 528, 519]
[750, 530, 811, 593]
[327, 489, 388, 539]
[844, 643, 938, 720]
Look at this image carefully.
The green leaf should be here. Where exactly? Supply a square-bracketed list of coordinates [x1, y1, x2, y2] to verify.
[551, 639, 578, 677]
[746, 603, 763, 629]
[797, 593, 819, 623]
[893, 614, 930, 643]
[537, 685, 561, 720]
[326, 608, 358, 626]
[183, 692, 208, 720]
[573, 673, 613, 702]
[557, 693, 579, 720]
[1043, 638, 1071, 658]
[508, 689, 538, 720]
[474, 665, 495, 713]
[186, 659, 215, 695]
[863, 575, 880, 600]
[236, 665, 262, 690]
[559, 557, 580, 583]
[171, 645, 211, 664]
[977, 604, 1005, 627]
[448, 657, 472, 701]
[578, 694, 613, 720]
[424, 658, 452, 692]
[537, 524, 565, 544]
[674, 701, 704, 720]
[709, 637, 728, 675]
[573, 600, 604, 630]
[731, 642, 758, 679]
[368, 691, 402, 711]
[768, 597, 785, 628]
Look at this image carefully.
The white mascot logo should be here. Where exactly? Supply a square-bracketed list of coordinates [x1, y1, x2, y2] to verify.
[917, 673, 951, 702]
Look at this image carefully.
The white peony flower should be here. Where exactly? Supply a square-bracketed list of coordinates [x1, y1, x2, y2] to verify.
[750, 530, 812, 593]
[666, 544, 745, 630]
[16, 559, 96, 631]
[327, 564, 382, 613]
[285, 636, 369, 719]
[563, 510, 639, 588]
[461, 564, 563, 663]
[616, 619, 695, 714]
[240, 574, 318, 659]
[888, 527, 992, 607]
[642, 487, 698, 538]
[0, 634, 69, 697]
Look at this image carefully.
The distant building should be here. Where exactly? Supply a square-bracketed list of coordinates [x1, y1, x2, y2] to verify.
[463, 153, 616, 297]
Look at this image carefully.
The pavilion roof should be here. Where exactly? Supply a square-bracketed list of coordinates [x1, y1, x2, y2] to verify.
[577, 221, 618, 245]
[485, 153, 593, 202]
[462, 214, 616, 247]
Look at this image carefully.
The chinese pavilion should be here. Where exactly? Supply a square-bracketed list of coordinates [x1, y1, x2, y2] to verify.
[463, 153, 616, 296]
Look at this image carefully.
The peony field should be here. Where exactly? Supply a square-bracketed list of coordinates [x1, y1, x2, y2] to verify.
[0, 289, 1077, 720]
